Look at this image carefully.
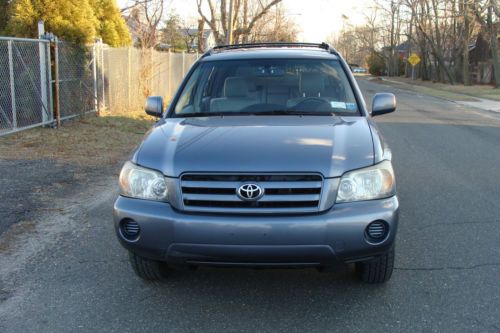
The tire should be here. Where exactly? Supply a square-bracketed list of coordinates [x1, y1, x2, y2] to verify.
[128, 252, 172, 281]
[356, 247, 395, 284]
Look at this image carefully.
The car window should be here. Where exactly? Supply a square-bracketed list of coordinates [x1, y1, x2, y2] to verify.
[174, 58, 359, 116]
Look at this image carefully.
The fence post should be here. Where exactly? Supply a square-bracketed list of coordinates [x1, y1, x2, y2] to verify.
[45, 42, 54, 124]
[182, 51, 186, 76]
[7, 40, 17, 130]
[127, 47, 132, 110]
[92, 42, 99, 115]
[168, 50, 172, 99]
[53, 37, 61, 128]
[38, 21, 49, 124]
[100, 40, 105, 110]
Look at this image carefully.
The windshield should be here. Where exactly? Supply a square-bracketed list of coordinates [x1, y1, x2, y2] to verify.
[173, 58, 360, 117]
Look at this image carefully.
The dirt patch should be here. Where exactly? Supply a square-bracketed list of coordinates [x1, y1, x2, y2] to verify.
[0, 220, 37, 254]
[0, 111, 155, 166]
[0, 111, 155, 239]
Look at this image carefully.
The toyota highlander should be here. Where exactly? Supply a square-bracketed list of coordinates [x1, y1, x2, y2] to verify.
[114, 43, 398, 283]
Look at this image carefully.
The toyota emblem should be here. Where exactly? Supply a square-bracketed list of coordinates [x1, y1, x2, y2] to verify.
[237, 183, 264, 201]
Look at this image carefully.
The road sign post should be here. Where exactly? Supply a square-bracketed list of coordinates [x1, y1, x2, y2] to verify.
[408, 53, 421, 80]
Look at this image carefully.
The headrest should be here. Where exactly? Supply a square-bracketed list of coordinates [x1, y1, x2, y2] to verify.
[300, 72, 325, 95]
[224, 77, 250, 97]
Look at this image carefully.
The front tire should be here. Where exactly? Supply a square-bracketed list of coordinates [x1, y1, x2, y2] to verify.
[128, 252, 172, 281]
[356, 247, 395, 283]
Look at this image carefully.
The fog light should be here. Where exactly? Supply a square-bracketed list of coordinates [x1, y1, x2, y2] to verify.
[366, 220, 388, 241]
[120, 219, 140, 240]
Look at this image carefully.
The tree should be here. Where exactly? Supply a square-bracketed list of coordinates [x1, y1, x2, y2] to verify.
[161, 12, 184, 51]
[367, 52, 387, 75]
[0, 0, 10, 33]
[6, 0, 99, 44]
[179, 26, 198, 51]
[89, 0, 131, 46]
[126, 0, 164, 48]
[196, 0, 283, 45]
[472, 0, 500, 88]
[487, 0, 500, 88]
[5, 0, 130, 46]
[247, 3, 298, 42]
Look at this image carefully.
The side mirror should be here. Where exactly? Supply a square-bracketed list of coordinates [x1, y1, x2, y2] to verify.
[372, 93, 396, 116]
[145, 96, 164, 117]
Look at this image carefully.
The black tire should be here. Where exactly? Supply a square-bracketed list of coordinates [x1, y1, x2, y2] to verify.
[128, 252, 172, 281]
[356, 247, 395, 283]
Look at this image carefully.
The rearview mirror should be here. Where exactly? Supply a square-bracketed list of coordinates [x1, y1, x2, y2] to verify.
[145, 96, 164, 117]
[372, 93, 396, 116]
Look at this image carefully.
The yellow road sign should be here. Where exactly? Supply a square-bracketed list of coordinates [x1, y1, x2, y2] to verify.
[408, 53, 421, 66]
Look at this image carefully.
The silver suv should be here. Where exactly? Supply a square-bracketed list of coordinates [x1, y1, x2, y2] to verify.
[114, 43, 398, 283]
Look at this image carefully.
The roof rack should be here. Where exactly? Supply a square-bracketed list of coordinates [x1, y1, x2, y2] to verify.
[202, 42, 339, 58]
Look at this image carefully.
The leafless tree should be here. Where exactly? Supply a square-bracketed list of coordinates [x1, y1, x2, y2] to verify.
[196, 0, 283, 45]
[126, 0, 165, 49]
[248, 3, 299, 42]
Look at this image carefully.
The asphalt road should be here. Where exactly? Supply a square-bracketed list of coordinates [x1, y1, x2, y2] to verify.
[1, 77, 500, 332]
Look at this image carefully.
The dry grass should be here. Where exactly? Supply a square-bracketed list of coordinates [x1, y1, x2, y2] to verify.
[0, 110, 156, 166]
[380, 76, 500, 102]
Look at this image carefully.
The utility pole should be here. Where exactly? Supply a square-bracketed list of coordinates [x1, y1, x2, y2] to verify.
[227, 0, 234, 45]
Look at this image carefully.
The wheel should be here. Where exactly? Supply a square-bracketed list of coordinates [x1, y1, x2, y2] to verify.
[128, 251, 172, 281]
[356, 247, 395, 283]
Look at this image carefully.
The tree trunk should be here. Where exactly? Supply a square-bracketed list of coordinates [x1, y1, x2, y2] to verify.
[463, 0, 471, 85]
[488, 1, 500, 88]
[197, 19, 205, 52]
[241, 0, 249, 43]
[417, 25, 455, 84]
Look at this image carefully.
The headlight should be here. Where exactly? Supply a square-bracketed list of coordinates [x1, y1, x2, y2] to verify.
[336, 160, 395, 203]
[119, 161, 168, 201]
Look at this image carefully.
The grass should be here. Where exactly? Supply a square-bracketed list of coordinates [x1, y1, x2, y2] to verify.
[375, 76, 500, 102]
[0, 110, 156, 166]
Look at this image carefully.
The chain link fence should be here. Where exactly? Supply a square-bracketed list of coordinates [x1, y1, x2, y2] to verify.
[0, 37, 52, 135]
[104, 48, 199, 112]
[57, 41, 104, 120]
[0, 35, 198, 136]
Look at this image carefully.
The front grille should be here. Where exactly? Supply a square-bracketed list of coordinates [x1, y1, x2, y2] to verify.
[180, 174, 323, 213]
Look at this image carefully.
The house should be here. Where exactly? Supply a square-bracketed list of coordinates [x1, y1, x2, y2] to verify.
[469, 32, 499, 84]
[178, 29, 216, 52]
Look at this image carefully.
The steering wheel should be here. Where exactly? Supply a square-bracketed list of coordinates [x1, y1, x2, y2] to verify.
[289, 97, 331, 111]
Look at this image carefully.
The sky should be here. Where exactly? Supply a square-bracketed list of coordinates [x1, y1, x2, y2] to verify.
[118, 0, 373, 42]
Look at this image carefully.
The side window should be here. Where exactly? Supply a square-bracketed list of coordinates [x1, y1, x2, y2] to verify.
[174, 68, 201, 114]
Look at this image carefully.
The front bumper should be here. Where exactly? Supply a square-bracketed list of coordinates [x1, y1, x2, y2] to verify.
[113, 196, 399, 267]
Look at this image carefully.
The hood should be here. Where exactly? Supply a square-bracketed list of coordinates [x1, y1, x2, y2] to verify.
[135, 115, 375, 178]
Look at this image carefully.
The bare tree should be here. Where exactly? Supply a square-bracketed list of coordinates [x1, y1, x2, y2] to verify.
[336, 0, 500, 86]
[126, 0, 165, 49]
[248, 3, 299, 42]
[196, 0, 283, 45]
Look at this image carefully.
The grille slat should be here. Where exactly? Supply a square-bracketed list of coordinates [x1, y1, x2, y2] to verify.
[180, 174, 323, 214]
[183, 193, 321, 202]
[182, 180, 322, 189]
